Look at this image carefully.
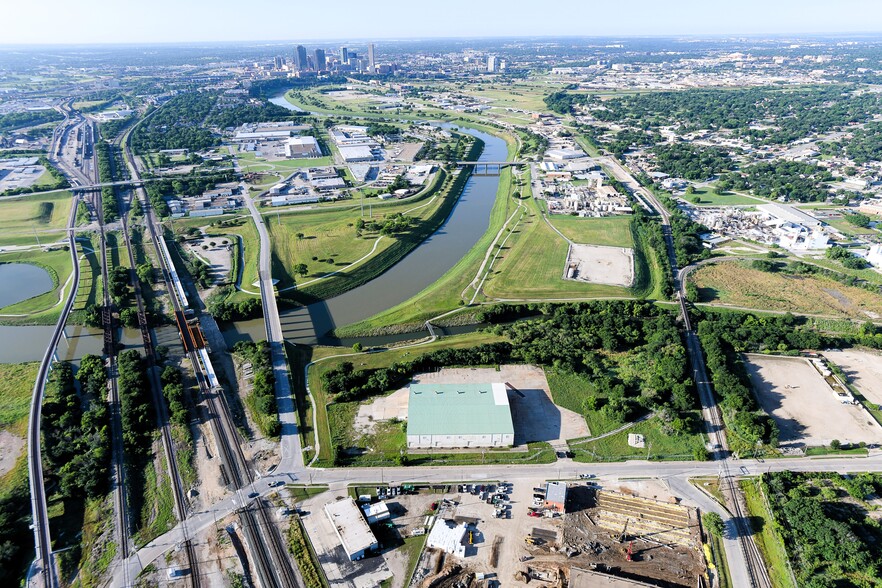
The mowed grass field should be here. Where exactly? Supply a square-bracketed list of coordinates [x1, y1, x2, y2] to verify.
[691, 261, 882, 319]
[0, 191, 74, 246]
[689, 187, 766, 206]
[482, 199, 632, 300]
[548, 215, 634, 247]
[267, 171, 452, 292]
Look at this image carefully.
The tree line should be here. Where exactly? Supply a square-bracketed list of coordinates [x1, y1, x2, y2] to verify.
[761, 471, 882, 587]
[233, 341, 280, 438]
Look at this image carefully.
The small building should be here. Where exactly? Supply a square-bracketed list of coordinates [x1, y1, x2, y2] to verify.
[406, 383, 514, 449]
[311, 177, 347, 192]
[544, 482, 567, 513]
[361, 501, 391, 525]
[324, 497, 379, 561]
[425, 519, 468, 557]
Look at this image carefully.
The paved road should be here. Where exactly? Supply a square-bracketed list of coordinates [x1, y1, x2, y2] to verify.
[243, 193, 303, 470]
[26, 183, 81, 588]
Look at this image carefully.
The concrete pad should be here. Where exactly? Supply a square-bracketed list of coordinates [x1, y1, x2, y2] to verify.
[564, 243, 634, 287]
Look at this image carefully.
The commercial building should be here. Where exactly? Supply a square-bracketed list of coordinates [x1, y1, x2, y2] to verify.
[426, 519, 468, 557]
[341, 46, 350, 65]
[406, 383, 515, 449]
[285, 136, 322, 158]
[544, 482, 568, 513]
[547, 148, 586, 161]
[295, 45, 309, 71]
[339, 145, 376, 162]
[757, 203, 822, 228]
[368, 43, 376, 70]
[324, 497, 379, 561]
[313, 48, 326, 71]
[487, 55, 498, 73]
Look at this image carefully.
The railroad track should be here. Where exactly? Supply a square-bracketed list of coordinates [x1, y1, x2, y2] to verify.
[119, 119, 300, 588]
[100, 127, 199, 585]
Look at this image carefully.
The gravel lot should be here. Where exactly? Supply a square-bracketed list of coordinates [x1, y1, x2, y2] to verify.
[564, 244, 634, 287]
[744, 354, 882, 447]
[824, 348, 882, 405]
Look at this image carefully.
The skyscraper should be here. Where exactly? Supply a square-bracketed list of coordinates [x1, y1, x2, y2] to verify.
[295, 45, 308, 71]
[340, 46, 349, 65]
[368, 43, 376, 71]
[487, 55, 498, 73]
[273, 55, 283, 70]
[313, 48, 326, 71]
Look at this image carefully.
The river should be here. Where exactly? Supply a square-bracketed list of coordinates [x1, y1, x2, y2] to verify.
[226, 97, 508, 345]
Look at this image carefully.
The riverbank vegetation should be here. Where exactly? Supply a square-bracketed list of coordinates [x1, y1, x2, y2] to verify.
[0, 247, 74, 325]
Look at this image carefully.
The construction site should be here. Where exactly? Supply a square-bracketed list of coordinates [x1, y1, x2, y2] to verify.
[408, 482, 707, 588]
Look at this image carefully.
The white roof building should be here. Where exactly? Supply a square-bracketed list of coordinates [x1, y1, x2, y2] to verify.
[339, 145, 377, 162]
[757, 203, 822, 228]
[866, 243, 882, 268]
[546, 148, 585, 161]
[426, 519, 468, 558]
[324, 498, 379, 561]
[285, 136, 322, 158]
[361, 501, 391, 525]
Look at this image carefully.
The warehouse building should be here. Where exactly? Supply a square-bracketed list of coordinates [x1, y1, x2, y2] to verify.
[285, 136, 322, 158]
[406, 383, 515, 449]
[324, 497, 379, 561]
[757, 203, 822, 228]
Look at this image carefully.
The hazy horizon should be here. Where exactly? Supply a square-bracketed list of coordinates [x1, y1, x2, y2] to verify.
[5, 0, 882, 46]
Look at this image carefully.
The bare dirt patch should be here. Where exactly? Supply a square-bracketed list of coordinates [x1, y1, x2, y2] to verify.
[355, 365, 589, 449]
[564, 244, 634, 287]
[825, 348, 882, 405]
[0, 431, 24, 476]
[744, 354, 882, 447]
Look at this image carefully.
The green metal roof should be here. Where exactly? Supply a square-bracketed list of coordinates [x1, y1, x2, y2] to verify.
[407, 383, 514, 436]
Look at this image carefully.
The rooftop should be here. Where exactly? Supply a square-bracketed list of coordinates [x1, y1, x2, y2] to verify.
[407, 383, 514, 437]
[324, 498, 378, 557]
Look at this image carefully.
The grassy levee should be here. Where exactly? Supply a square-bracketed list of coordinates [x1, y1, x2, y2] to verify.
[630, 217, 668, 299]
[331, 129, 520, 337]
[280, 140, 483, 305]
[0, 362, 41, 583]
[481, 197, 632, 300]
[0, 190, 74, 247]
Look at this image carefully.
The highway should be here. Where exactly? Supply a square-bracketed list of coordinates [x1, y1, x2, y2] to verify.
[26, 161, 82, 588]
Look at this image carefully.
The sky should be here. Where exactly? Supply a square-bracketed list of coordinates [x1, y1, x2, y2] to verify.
[5, 0, 882, 45]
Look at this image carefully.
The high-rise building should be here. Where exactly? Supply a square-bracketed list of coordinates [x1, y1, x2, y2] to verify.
[313, 48, 326, 71]
[367, 43, 376, 70]
[273, 55, 283, 70]
[340, 46, 350, 65]
[295, 45, 309, 71]
[487, 55, 498, 73]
